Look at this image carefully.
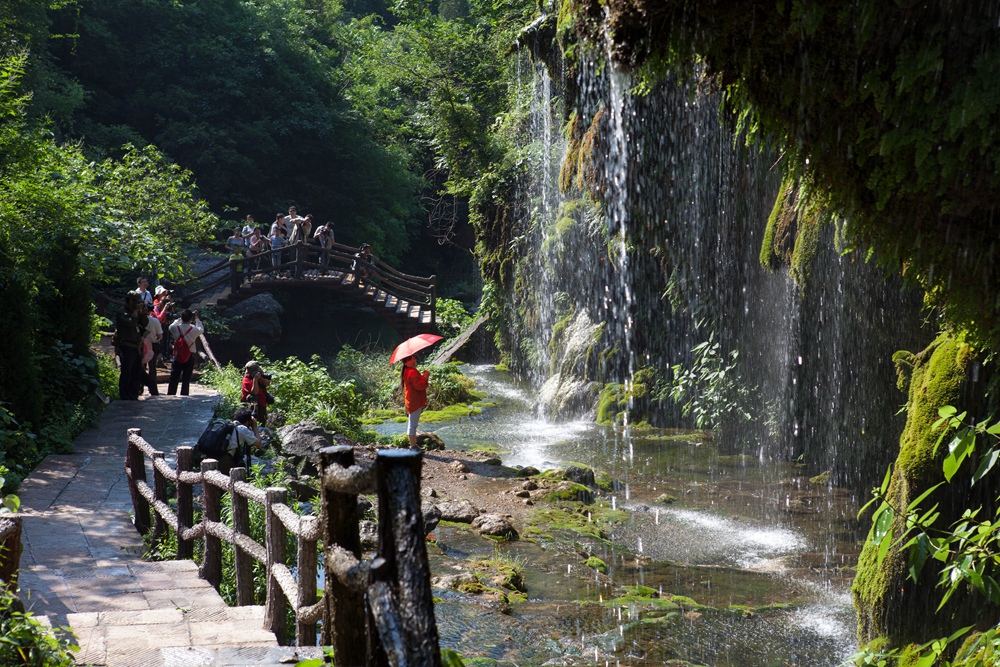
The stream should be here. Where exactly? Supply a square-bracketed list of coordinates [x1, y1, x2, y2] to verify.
[373, 364, 861, 666]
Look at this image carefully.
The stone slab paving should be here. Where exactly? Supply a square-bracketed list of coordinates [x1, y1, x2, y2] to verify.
[15, 384, 291, 666]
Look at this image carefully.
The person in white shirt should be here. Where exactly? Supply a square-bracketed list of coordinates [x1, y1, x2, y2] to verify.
[241, 214, 257, 239]
[142, 303, 163, 395]
[136, 277, 154, 308]
[167, 309, 204, 395]
[217, 407, 263, 474]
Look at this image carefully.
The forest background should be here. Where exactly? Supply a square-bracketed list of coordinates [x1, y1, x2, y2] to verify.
[0, 0, 533, 489]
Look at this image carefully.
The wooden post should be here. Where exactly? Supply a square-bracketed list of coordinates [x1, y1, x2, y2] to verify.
[429, 277, 437, 327]
[264, 486, 288, 645]
[230, 467, 255, 606]
[176, 446, 194, 560]
[126, 429, 150, 536]
[296, 515, 319, 646]
[318, 445, 366, 664]
[200, 460, 222, 590]
[294, 242, 304, 279]
[151, 451, 169, 547]
[375, 449, 441, 667]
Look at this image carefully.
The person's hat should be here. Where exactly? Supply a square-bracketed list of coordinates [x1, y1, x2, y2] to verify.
[154, 285, 170, 296]
[244, 360, 262, 373]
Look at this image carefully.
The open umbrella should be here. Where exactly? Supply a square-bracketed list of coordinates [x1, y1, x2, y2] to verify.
[389, 333, 444, 364]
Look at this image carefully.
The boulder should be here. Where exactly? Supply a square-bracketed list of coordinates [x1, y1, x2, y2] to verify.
[416, 431, 446, 450]
[518, 466, 540, 477]
[564, 465, 596, 488]
[448, 460, 469, 474]
[421, 500, 442, 535]
[437, 499, 480, 523]
[211, 293, 285, 363]
[432, 572, 479, 590]
[472, 514, 519, 541]
[276, 419, 334, 476]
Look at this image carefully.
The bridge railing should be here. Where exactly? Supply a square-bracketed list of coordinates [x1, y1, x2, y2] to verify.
[125, 430, 442, 664]
[172, 242, 437, 324]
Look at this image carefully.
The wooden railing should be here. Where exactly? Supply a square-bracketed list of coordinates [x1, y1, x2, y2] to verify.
[172, 242, 437, 325]
[125, 430, 442, 665]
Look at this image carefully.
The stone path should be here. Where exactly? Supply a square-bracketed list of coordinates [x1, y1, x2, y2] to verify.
[16, 385, 321, 666]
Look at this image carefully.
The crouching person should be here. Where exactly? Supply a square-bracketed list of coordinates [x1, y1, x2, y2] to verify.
[220, 407, 263, 474]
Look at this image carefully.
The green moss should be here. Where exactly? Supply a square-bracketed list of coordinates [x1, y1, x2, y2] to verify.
[654, 493, 677, 505]
[584, 556, 607, 573]
[594, 470, 615, 492]
[458, 581, 486, 594]
[853, 332, 985, 649]
[559, 112, 582, 193]
[788, 204, 824, 290]
[543, 482, 594, 503]
[420, 404, 482, 423]
[759, 174, 794, 271]
[808, 470, 831, 486]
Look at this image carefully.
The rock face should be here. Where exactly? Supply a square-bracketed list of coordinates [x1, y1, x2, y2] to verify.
[276, 419, 334, 476]
[563, 465, 595, 488]
[472, 514, 519, 540]
[437, 499, 480, 523]
[210, 293, 284, 364]
[421, 501, 442, 535]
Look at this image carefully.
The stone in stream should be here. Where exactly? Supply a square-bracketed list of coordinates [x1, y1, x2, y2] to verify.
[437, 499, 480, 523]
[563, 465, 596, 488]
[421, 500, 442, 534]
[472, 514, 519, 540]
[276, 419, 354, 476]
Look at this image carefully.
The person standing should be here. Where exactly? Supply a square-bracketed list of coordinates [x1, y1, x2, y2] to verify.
[115, 292, 148, 400]
[401, 355, 430, 448]
[167, 309, 204, 396]
[142, 302, 163, 395]
[313, 221, 335, 270]
[241, 361, 272, 426]
[136, 277, 154, 309]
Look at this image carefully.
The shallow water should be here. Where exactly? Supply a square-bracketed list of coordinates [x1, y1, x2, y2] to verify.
[377, 364, 860, 666]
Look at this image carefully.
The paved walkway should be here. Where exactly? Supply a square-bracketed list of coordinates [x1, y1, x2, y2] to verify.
[16, 384, 320, 666]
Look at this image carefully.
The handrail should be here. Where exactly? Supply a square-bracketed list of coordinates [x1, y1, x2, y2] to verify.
[124, 428, 320, 646]
[124, 428, 442, 660]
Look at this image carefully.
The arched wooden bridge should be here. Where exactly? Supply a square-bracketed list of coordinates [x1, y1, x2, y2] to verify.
[172, 242, 438, 338]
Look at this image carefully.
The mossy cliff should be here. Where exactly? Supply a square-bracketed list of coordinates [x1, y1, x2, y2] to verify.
[853, 333, 995, 648]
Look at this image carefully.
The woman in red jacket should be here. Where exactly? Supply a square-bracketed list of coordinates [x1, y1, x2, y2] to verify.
[401, 355, 430, 447]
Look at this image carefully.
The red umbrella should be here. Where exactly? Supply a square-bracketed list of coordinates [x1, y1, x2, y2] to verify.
[389, 333, 444, 364]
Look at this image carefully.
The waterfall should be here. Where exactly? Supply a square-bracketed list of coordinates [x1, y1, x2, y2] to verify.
[506, 47, 927, 489]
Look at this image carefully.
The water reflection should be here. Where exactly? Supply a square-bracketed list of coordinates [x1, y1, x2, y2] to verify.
[377, 364, 859, 664]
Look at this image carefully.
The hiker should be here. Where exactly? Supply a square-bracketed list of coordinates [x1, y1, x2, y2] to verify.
[136, 276, 154, 309]
[229, 246, 245, 292]
[401, 355, 430, 448]
[219, 407, 263, 474]
[241, 360, 272, 425]
[288, 213, 312, 246]
[114, 291, 148, 400]
[226, 227, 245, 253]
[313, 221, 334, 270]
[247, 227, 267, 275]
[270, 212, 287, 237]
[153, 287, 175, 364]
[141, 302, 163, 395]
[352, 243, 375, 282]
[268, 226, 287, 274]
[167, 309, 203, 396]
[241, 214, 256, 239]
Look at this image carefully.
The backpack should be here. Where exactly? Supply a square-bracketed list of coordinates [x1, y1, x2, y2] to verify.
[196, 420, 236, 459]
[173, 325, 193, 363]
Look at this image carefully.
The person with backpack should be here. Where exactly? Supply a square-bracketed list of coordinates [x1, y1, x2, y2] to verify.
[114, 291, 148, 400]
[196, 407, 262, 474]
[167, 309, 204, 395]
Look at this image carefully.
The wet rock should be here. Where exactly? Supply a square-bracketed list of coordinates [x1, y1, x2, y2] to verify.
[523, 499, 533, 506]
[654, 493, 678, 505]
[211, 293, 284, 362]
[358, 520, 378, 549]
[514, 490, 530, 498]
[563, 465, 596, 488]
[544, 481, 594, 505]
[520, 480, 539, 491]
[449, 460, 469, 474]
[481, 457, 502, 466]
[518, 466, 540, 477]
[472, 514, 519, 540]
[432, 572, 478, 589]
[437, 499, 480, 523]
[422, 487, 439, 498]
[276, 419, 334, 476]
[421, 501, 442, 535]
[416, 431, 446, 450]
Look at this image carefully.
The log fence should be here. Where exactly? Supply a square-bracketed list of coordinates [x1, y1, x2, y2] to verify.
[125, 429, 441, 666]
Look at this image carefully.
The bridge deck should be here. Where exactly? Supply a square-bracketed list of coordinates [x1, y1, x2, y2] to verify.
[15, 386, 320, 666]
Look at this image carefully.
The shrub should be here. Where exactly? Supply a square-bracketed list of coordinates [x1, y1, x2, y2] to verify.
[0, 584, 78, 666]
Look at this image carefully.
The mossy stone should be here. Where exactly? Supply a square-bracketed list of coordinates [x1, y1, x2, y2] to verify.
[584, 556, 607, 573]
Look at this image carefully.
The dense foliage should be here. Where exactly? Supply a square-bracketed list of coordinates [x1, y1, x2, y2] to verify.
[0, 584, 78, 667]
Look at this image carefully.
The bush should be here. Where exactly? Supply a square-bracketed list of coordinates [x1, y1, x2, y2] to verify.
[0, 584, 78, 666]
[329, 345, 397, 411]
[428, 363, 481, 409]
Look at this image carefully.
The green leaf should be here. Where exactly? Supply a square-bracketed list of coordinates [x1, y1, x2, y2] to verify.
[907, 533, 932, 582]
[2, 495, 19, 513]
[973, 448, 1000, 485]
[441, 649, 466, 667]
[907, 483, 943, 511]
[876, 523, 894, 568]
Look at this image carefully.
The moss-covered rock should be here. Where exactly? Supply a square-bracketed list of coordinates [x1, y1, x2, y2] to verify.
[853, 332, 993, 649]
[584, 556, 607, 573]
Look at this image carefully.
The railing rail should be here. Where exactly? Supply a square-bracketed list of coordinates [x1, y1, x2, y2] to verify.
[125, 430, 443, 664]
[171, 242, 437, 323]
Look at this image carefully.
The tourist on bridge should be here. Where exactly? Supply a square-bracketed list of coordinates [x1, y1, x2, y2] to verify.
[282, 206, 303, 233]
[401, 355, 430, 448]
[114, 291, 149, 400]
[167, 309, 203, 396]
[247, 227, 268, 275]
[288, 213, 312, 246]
[241, 360, 272, 426]
[226, 227, 246, 253]
[241, 214, 257, 239]
[229, 247, 246, 293]
[352, 243, 375, 283]
[313, 221, 335, 270]
[268, 226, 287, 275]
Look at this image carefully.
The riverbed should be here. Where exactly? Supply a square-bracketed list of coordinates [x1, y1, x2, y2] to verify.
[373, 365, 861, 666]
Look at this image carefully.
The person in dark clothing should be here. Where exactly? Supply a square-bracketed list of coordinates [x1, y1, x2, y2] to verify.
[115, 292, 148, 400]
[352, 243, 375, 284]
